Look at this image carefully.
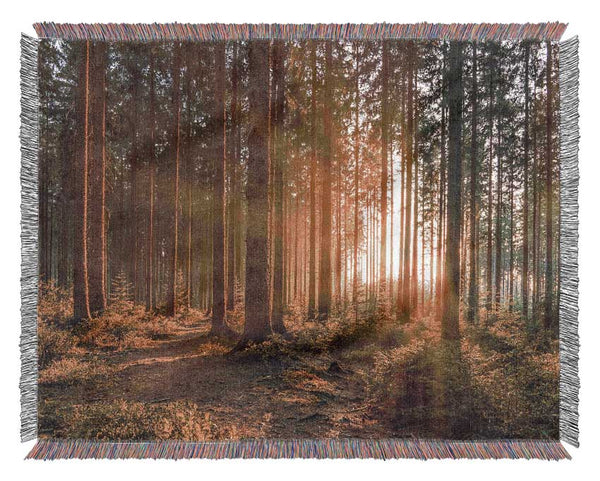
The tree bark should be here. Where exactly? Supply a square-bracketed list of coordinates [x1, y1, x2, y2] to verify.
[544, 42, 554, 331]
[318, 41, 333, 320]
[146, 48, 156, 312]
[352, 43, 360, 309]
[166, 43, 181, 318]
[227, 43, 239, 312]
[399, 44, 414, 321]
[308, 42, 318, 319]
[441, 42, 464, 341]
[435, 48, 447, 315]
[379, 41, 389, 301]
[494, 100, 503, 312]
[73, 41, 91, 320]
[467, 43, 479, 324]
[73, 41, 107, 320]
[271, 41, 286, 334]
[411, 64, 419, 310]
[242, 40, 273, 343]
[486, 66, 494, 317]
[87, 42, 107, 314]
[522, 42, 530, 323]
[211, 43, 227, 333]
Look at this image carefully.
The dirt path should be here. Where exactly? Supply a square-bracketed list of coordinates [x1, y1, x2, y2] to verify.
[44, 318, 384, 439]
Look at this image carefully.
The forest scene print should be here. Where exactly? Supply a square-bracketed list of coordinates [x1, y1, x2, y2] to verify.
[37, 38, 561, 441]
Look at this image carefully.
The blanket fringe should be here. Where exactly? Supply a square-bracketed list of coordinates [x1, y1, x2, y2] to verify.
[20, 34, 39, 443]
[558, 36, 579, 447]
[26, 439, 571, 460]
[33, 22, 567, 41]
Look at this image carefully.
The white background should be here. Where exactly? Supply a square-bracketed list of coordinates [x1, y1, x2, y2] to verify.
[1, 1, 597, 478]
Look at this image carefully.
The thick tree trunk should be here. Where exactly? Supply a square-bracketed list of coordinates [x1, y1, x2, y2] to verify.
[87, 42, 107, 315]
[400, 44, 414, 321]
[435, 51, 447, 315]
[522, 43, 530, 323]
[184, 49, 193, 309]
[72, 41, 107, 319]
[544, 42, 554, 331]
[532, 82, 540, 320]
[271, 41, 286, 334]
[411, 66, 419, 310]
[227, 44, 239, 312]
[166, 44, 181, 318]
[73, 41, 91, 320]
[353, 44, 360, 309]
[441, 42, 464, 341]
[318, 41, 333, 320]
[146, 49, 156, 312]
[509, 152, 515, 312]
[397, 71, 406, 313]
[308, 42, 318, 319]
[211, 43, 227, 333]
[389, 124, 394, 303]
[242, 40, 273, 343]
[335, 137, 342, 305]
[57, 113, 73, 289]
[379, 41, 389, 301]
[494, 111, 503, 312]
[486, 71, 494, 316]
[129, 50, 141, 303]
[467, 43, 479, 324]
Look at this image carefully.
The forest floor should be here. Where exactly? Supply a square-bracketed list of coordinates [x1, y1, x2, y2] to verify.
[38, 285, 560, 441]
[39, 312, 396, 440]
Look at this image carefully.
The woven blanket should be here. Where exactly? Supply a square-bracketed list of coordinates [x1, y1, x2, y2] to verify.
[20, 22, 579, 460]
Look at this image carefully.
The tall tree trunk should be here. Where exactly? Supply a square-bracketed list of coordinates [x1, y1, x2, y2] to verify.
[87, 42, 107, 314]
[73, 41, 91, 320]
[532, 81, 540, 320]
[435, 51, 447, 314]
[389, 120, 394, 303]
[441, 42, 464, 341]
[544, 42, 554, 331]
[411, 65, 419, 310]
[522, 42, 530, 323]
[379, 41, 389, 302]
[429, 214, 435, 302]
[494, 109, 503, 312]
[227, 44, 239, 312]
[271, 41, 286, 334]
[308, 42, 318, 319]
[509, 151, 515, 312]
[242, 40, 273, 344]
[146, 49, 156, 312]
[352, 44, 360, 309]
[467, 43, 479, 324]
[318, 41, 333, 320]
[335, 139, 342, 305]
[39, 94, 50, 284]
[397, 71, 406, 313]
[486, 69, 494, 316]
[73, 41, 106, 319]
[184, 46, 193, 309]
[293, 196, 299, 300]
[57, 113, 73, 289]
[399, 44, 414, 321]
[420, 182, 425, 308]
[101, 60, 108, 305]
[129, 51, 141, 303]
[166, 44, 181, 317]
[211, 43, 227, 333]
